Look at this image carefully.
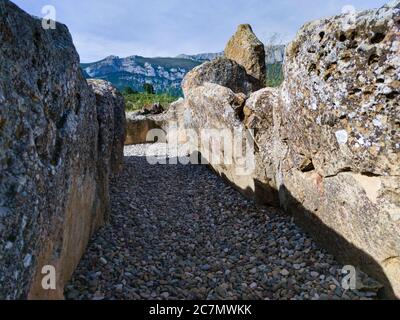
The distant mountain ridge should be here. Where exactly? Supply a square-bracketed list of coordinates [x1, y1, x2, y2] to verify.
[81, 55, 201, 95]
[175, 52, 224, 62]
[81, 45, 286, 95]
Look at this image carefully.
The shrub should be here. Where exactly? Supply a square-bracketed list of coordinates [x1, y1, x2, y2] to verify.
[265, 62, 284, 87]
[143, 83, 155, 94]
[122, 86, 138, 95]
[123, 92, 177, 112]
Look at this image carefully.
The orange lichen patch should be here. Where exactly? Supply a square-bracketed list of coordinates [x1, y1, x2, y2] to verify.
[312, 172, 324, 195]
[390, 80, 400, 89]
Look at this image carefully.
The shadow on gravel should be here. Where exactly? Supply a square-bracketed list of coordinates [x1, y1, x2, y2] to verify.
[112, 152, 397, 300]
[209, 169, 396, 300]
[278, 185, 396, 300]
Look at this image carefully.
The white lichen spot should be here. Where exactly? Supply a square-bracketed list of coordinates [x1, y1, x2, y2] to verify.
[348, 112, 357, 119]
[335, 130, 348, 145]
[311, 102, 318, 111]
[183, 109, 192, 126]
[382, 86, 393, 95]
[358, 75, 366, 83]
[224, 106, 234, 118]
[391, 40, 399, 53]
[365, 140, 372, 148]
[391, 211, 400, 222]
[357, 136, 365, 145]
[23, 254, 32, 268]
[21, 215, 27, 230]
[326, 51, 338, 64]
[333, 101, 341, 110]
[373, 118, 383, 128]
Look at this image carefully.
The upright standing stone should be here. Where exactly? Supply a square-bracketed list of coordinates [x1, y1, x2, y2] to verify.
[225, 24, 266, 84]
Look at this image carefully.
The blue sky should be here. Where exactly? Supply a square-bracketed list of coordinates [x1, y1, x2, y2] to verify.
[13, 0, 387, 62]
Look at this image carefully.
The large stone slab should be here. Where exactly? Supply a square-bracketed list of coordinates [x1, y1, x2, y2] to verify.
[0, 1, 125, 299]
[125, 98, 189, 146]
[182, 57, 263, 97]
[125, 112, 162, 145]
[180, 2, 400, 298]
[276, 0, 400, 298]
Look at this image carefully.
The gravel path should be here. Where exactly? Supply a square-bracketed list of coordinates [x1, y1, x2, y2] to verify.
[65, 144, 380, 300]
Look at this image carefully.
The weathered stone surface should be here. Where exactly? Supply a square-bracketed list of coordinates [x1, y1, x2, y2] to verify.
[243, 88, 282, 206]
[161, 98, 189, 144]
[88, 79, 126, 224]
[0, 1, 124, 299]
[88, 79, 126, 174]
[183, 83, 278, 203]
[182, 57, 263, 97]
[283, 1, 399, 177]
[125, 98, 190, 146]
[179, 2, 400, 298]
[276, 0, 400, 299]
[125, 112, 162, 145]
[225, 24, 266, 83]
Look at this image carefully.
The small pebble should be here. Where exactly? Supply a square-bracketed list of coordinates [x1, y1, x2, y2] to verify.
[281, 269, 290, 276]
[160, 292, 170, 299]
[249, 283, 258, 289]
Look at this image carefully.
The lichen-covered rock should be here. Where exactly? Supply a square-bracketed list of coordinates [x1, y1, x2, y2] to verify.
[0, 1, 124, 299]
[225, 24, 266, 83]
[283, 0, 399, 177]
[183, 83, 279, 204]
[277, 0, 400, 298]
[243, 87, 282, 206]
[179, 1, 400, 298]
[184, 83, 250, 191]
[182, 57, 263, 97]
